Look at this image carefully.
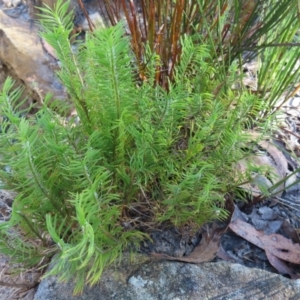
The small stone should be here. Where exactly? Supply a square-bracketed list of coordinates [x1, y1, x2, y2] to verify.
[81, 12, 106, 31]
[128, 275, 148, 288]
[288, 97, 300, 108]
[265, 220, 283, 235]
[252, 218, 268, 231]
[258, 206, 276, 220]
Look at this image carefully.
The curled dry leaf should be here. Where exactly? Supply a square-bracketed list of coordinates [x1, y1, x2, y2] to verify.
[236, 155, 275, 197]
[236, 138, 288, 198]
[265, 249, 300, 279]
[258, 141, 288, 195]
[229, 205, 300, 265]
[258, 141, 287, 178]
[41, 38, 58, 60]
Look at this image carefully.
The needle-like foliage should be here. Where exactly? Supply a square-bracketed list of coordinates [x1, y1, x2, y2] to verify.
[0, 0, 298, 295]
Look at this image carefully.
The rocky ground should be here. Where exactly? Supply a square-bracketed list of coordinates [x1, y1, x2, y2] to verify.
[1, 0, 300, 299]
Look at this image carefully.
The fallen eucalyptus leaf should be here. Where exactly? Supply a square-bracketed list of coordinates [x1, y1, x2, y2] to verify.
[229, 205, 300, 264]
[265, 249, 300, 279]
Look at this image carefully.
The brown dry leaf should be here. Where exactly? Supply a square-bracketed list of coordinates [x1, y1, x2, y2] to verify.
[41, 38, 58, 60]
[265, 248, 300, 279]
[236, 156, 274, 197]
[236, 139, 288, 197]
[258, 141, 288, 178]
[229, 205, 300, 264]
[258, 141, 288, 195]
[151, 228, 224, 263]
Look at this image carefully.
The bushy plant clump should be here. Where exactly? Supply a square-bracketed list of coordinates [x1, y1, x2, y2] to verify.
[0, 0, 298, 294]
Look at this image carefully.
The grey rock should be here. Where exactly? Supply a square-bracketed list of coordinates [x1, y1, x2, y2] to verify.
[81, 12, 106, 31]
[258, 206, 276, 220]
[265, 220, 283, 235]
[34, 253, 300, 300]
[252, 218, 268, 231]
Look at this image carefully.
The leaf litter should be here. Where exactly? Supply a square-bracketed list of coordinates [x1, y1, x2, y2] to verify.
[229, 205, 300, 266]
[151, 225, 226, 263]
[151, 200, 300, 280]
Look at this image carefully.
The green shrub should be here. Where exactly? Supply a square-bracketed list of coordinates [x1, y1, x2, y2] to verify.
[0, 0, 298, 294]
